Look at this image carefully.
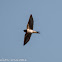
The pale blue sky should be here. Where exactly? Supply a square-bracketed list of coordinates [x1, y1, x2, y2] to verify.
[0, 0, 62, 62]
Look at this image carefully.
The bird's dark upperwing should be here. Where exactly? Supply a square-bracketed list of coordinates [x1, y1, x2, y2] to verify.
[27, 14, 34, 29]
[24, 33, 32, 45]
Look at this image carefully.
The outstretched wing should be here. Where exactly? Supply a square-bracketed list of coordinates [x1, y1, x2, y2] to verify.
[24, 33, 32, 45]
[27, 14, 34, 29]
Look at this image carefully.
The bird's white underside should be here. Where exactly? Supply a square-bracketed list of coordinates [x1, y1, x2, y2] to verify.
[27, 29, 37, 33]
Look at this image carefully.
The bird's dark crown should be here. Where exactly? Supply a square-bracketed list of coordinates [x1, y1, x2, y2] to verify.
[23, 30, 27, 32]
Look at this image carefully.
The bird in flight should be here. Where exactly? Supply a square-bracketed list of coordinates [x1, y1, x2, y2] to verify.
[23, 14, 40, 45]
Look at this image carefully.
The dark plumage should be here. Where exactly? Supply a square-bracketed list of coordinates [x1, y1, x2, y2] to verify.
[23, 14, 40, 45]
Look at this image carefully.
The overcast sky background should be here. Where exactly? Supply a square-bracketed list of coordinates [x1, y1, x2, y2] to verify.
[0, 0, 62, 62]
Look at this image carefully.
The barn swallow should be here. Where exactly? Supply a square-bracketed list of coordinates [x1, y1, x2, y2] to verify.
[23, 14, 40, 45]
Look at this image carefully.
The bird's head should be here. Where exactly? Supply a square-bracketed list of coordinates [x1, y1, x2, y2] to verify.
[23, 30, 27, 32]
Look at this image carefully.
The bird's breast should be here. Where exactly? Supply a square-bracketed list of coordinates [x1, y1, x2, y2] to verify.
[27, 29, 33, 33]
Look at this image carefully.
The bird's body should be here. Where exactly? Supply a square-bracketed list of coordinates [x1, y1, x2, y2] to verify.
[27, 29, 37, 33]
[23, 14, 40, 45]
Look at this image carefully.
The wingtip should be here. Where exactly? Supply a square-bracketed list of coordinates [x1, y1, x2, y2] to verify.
[23, 43, 25, 46]
[30, 14, 32, 17]
[23, 43, 26, 46]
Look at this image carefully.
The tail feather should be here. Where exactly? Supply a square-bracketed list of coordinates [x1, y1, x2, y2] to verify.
[37, 31, 40, 34]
